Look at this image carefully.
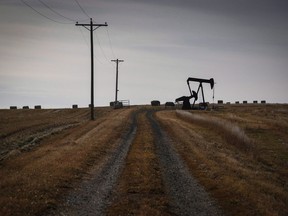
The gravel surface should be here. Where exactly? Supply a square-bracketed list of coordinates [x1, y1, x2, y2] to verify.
[147, 110, 223, 216]
[46, 109, 223, 215]
[46, 114, 137, 216]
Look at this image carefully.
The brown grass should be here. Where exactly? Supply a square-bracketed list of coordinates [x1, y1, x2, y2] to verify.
[107, 111, 171, 215]
[156, 105, 288, 216]
[176, 110, 252, 151]
[0, 108, 134, 215]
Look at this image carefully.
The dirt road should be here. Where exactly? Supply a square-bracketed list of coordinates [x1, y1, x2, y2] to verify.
[46, 109, 222, 215]
[1, 105, 287, 215]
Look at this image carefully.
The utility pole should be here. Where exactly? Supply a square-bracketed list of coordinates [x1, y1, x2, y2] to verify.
[111, 59, 124, 108]
[76, 18, 108, 120]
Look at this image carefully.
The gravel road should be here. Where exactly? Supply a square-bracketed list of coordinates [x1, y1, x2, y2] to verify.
[147, 110, 222, 215]
[46, 109, 222, 215]
[46, 112, 138, 216]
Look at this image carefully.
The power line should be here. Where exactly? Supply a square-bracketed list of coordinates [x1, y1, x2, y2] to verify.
[77, 26, 105, 65]
[20, 0, 72, 24]
[74, 0, 90, 19]
[37, 0, 76, 22]
[106, 27, 116, 59]
[94, 32, 111, 64]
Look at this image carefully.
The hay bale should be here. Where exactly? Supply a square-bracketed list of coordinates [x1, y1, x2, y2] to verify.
[253, 100, 258, 104]
[226, 102, 231, 105]
[235, 101, 240, 104]
[261, 100, 266, 104]
[151, 100, 160, 106]
[72, 104, 78, 109]
[165, 102, 175, 107]
[10, 106, 17, 110]
[243, 101, 248, 104]
[23, 106, 29, 109]
[34, 105, 41, 109]
[218, 100, 223, 104]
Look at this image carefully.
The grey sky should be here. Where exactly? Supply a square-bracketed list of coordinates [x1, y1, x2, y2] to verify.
[0, 0, 287, 108]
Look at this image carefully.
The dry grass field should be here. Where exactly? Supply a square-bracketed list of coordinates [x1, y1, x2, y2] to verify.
[0, 104, 287, 215]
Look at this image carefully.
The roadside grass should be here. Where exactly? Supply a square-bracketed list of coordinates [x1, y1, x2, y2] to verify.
[0, 108, 133, 215]
[176, 110, 252, 152]
[156, 106, 288, 216]
[107, 111, 170, 215]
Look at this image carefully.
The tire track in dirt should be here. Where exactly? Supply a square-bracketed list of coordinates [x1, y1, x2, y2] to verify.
[46, 110, 138, 216]
[107, 109, 222, 215]
[147, 110, 222, 216]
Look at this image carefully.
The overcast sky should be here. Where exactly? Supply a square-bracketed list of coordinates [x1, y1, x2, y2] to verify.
[0, 0, 287, 108]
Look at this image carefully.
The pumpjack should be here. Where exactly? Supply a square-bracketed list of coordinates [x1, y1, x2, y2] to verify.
[176, 77, 214, 110]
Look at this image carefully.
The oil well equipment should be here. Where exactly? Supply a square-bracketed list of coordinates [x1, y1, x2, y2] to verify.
[176, 77, 214, 110]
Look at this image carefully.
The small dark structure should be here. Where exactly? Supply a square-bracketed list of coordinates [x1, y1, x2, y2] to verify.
[72, 104, 78, 109]
[218, 100, 223, 104]
[23, 106, 29, 109]
[243, 101, 248, 104]
[110, 101, 123, 109]
[10, 106, 17, 110]
[235, 101, 240, 104]
[34, 105, 41, 109]
[253, 100, 258, 104]
[261, 100, 266, 104]
[176, 77, 214, 110]
[165, 102, 175, 107]
[151, 100, 160, 106]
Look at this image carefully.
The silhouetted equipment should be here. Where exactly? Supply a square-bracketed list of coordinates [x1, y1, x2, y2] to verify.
[243, 101, 248, 104]
[35, 105, 41, 109]
[187, 77, 214, 109]
[10, 106, 17, 110]
[72, 104, 78, 109]
[261, 100, 266, 104]
[176, 77, 214, 110]
[151, 100, 160, 106]
[76, 18, 108, 120]
[253, 100, 258, 104]
[111, 59, 124, 109]
[218, 100, 223, 104]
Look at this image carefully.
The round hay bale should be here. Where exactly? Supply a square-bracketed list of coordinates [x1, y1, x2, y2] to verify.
[151, 100, 160, 106]
[165, 102, 175, 107]
[10, 106, 17, 110]
[34, 105, 41, 109]
[23, 106, 29, 109]
[72, 104, 78, 109]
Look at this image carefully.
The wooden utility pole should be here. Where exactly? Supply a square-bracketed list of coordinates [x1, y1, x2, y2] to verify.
[111, 59, 124, 108]
[76, 18, 108, 120]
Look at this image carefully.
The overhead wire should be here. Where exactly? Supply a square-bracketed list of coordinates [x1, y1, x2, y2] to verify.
[106, 27, 116, 59]
[21, 0, 117, 67]
[77, 27, 105, 65]
[74, 0, 90, 19]
[37, 0, 76, 22]
[20, 0, 72, 24]
[94, 32, 114, 67]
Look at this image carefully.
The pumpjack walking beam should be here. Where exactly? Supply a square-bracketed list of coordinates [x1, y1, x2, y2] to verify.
[186, 77, 214, 108]
[76, 18, 108, 120]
